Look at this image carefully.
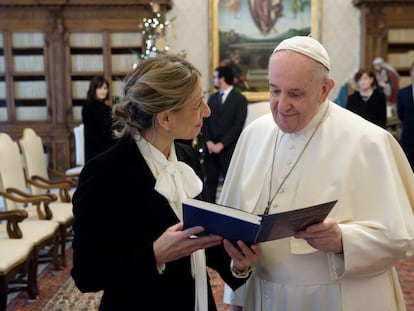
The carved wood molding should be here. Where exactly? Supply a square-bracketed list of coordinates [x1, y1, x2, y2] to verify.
[353, 0, 414, 5]
[0, 1, 170, 31]
[0, 0, 172, 8]
[353, 0, 414, 67]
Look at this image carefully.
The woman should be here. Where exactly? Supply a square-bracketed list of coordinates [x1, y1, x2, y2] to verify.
[82, 75, 115, 162]
[346, 68, 387, 128]
[71, 55, 261, 311]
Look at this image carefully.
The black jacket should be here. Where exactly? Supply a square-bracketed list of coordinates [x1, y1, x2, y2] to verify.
[82, 99, 116, 163]
[398, 84, 414, 145]
[71, 135, 246, 310]
[202, 89, 248, 164]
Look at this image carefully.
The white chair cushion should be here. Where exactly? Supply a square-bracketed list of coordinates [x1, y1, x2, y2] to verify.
[0, 239, 33, 274]
[65, 166, 83, 175]
[25, 202, 73, 225]
[73, 124, 85, 166]
[0, 220, 58, 245]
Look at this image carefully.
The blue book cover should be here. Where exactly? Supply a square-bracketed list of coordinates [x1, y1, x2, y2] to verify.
[182, 198, 337, 245]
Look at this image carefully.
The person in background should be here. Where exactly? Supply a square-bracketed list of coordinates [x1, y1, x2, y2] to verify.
[82, 75, 116, 163]
[372, 57, 400, 107]
[202, 65, 247, 203]
[397, 62, 414, 171]
[220, 36, 414, 311]
[346, 68, 387, 128]
[334, 74, 357, 108]
[71, 55, 261, 311]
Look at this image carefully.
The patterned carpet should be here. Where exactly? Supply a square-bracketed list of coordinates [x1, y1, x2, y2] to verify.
[6, 251, 414, 311]
[397, 257, 414, 310]
[6, 248, 102, 311]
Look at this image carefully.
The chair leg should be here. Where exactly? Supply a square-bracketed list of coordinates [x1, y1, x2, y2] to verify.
[36, 233, 61, 271]
[27, 250, 38, 299]
[53, 232, 60, 270]
[59, 225, 68, 267]
[0, 276, 7, 311]
[0, 251, 38, 310]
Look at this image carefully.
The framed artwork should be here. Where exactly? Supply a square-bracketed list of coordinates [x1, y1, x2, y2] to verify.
[209, 0, 321, 102]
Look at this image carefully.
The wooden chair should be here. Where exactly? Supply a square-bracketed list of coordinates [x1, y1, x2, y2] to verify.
[0, 209, 37, 311]
[18, 128, 78, 202]
[0, 189, 60, 272]
[0, 133, 60, 269]
[0, 132, 73, 267]
[66, 123, 84, 175]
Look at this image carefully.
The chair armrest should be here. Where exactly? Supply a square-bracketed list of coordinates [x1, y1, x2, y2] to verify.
[2, 188, 53, 204]
[1, 189, 54, 220]
[11, 186, 58, 202]
[48, 168, 79, 186]
[0, 209, 28, 239]
[29, 175, 72, 189]
[26, 176, 72, 202]
[5, 188, 54, 202]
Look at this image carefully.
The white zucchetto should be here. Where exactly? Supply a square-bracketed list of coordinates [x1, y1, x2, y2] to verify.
[372, 57, 384, 66]
[273, 36, 330, 71]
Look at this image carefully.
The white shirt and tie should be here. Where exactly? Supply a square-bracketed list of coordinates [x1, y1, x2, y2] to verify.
[219, 86, 233, 104]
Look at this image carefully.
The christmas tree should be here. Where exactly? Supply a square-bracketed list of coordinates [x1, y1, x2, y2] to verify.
[139, 2, 169, 59]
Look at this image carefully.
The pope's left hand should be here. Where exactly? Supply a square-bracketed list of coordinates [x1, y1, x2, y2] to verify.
[294, 218, 343, 253]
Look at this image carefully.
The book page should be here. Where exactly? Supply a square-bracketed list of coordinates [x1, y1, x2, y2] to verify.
[256, 200, 337, 242]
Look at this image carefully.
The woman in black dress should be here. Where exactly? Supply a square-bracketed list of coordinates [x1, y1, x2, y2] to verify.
[82, 76, 116, 162]
[346, 68, 387, 128]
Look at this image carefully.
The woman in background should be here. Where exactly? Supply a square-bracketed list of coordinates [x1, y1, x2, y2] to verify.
[82, 75, 116, 162]
[346, 68, 387, 128]
[71, 55, 261, 311]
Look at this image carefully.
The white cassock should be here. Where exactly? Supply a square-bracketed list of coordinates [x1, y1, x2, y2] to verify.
[219, 100, 414, 311]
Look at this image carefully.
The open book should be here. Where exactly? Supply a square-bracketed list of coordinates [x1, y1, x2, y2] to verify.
[182, 198, 337, 245]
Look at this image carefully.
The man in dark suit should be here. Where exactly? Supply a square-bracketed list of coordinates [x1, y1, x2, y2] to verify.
[202, 66, 248, 203]
[397, 62, 414, 171]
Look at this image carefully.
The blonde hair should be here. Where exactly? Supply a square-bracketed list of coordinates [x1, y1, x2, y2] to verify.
[113, 54, 201, 138]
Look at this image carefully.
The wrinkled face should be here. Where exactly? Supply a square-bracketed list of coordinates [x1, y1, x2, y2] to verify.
[169, 85, 211, 140]
[357, 72, 374, 91]
[95, 83, 109, 100]
[268, 51, 333, 133]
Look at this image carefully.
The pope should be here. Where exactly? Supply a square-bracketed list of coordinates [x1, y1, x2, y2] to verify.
[221, 36, 414, 311]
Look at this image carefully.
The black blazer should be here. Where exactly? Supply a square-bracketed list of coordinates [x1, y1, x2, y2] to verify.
[82, 99, 116, 163]
[71, 135, 246, 311]
[397, 84, 414, 146]
[202, 88, 248, 164]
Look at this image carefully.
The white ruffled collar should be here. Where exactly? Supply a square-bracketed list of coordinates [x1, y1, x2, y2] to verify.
[134, 133, 203, 219]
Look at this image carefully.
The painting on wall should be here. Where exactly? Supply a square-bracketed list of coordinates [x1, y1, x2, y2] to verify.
[210, 0, 317, 102]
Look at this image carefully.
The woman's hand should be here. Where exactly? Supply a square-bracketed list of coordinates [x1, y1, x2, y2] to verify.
[153, 222, 223, 265]
[223, 239, 262, 272]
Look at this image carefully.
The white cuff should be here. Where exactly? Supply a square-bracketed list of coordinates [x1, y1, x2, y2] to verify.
[230, 260, 254, 279]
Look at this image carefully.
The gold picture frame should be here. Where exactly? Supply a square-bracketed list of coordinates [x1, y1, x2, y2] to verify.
[209, 0, 321, 103]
